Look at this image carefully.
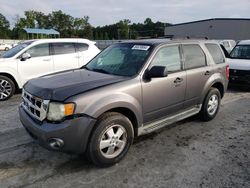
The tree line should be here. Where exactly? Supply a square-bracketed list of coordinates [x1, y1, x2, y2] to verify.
[0, 10, 172, 40]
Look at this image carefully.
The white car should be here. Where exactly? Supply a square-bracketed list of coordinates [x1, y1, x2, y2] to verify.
[0, 38, 100, 100]
[227, 40, 250, 87]
[0, 43, 12, 51]
[220, 40, 236, 53]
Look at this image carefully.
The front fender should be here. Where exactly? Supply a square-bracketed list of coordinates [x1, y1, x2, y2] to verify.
[86, 93, 143, 127]
[0, 67, 22, 88]
[71, 92, 143, 128]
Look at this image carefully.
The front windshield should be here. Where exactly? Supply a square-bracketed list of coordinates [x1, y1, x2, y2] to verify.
[230, 45, 250, 59]
[85, 43, 152, 76]
[2, 41, 33, 58]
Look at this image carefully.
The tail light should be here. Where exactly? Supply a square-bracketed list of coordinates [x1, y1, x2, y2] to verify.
[226, 65, 229, 80]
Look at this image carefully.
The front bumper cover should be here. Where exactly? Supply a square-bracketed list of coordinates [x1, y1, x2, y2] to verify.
[19, 105, 96, 153]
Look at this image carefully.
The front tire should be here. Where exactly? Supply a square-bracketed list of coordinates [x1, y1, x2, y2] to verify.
[200, 87, 221, 121]
[87, 112, 134, 167]
[0, 76, 15, 101]
[5, 47, 9, 51]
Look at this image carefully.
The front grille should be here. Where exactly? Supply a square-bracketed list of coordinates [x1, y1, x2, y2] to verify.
[22, 89, 49, 121]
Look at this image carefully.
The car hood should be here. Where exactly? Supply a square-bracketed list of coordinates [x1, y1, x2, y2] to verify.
[227, 58, 250, 70]
[24, 69, 129, 101]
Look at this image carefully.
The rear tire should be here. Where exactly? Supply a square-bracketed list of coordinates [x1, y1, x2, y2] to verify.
[200, 87, 221, 121]
[87, 112, 134, 167]
[5, 47, 9, 51]
[0, 75, 15, 101]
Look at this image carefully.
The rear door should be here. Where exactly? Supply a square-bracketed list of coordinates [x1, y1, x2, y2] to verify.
[142, 44, 186, 123]
[182, 44, 213, 108]
[18, 43, 54, 85]
[52, 42, 79, 72]
[205, 43, 227, 80]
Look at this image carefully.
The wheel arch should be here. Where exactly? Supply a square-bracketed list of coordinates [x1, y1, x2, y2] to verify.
[211, 82, 224, 98]
[105, 107, 139, 137]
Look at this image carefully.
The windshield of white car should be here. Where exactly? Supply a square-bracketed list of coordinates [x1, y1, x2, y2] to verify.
[2, 41, 33, 58]
[230, 45, 250, 60]
[84, 43, 152, 77]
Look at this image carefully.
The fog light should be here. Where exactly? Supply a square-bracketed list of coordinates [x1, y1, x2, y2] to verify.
[48, 138, 64, 149]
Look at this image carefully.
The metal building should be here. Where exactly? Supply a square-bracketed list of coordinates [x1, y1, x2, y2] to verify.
[164, 18, 250, 40]
[23, 28, 60, 39]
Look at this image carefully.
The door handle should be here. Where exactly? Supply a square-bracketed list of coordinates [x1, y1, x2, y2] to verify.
[174, 77, 183, 83]
[43, 59, 51, 62]
[74, 56, 80, 59]
[204, 71, 210, 75]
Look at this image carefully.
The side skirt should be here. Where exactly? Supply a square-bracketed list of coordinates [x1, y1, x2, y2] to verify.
[138, 105, 202, 136]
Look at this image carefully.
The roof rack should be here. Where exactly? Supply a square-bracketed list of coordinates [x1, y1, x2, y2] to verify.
[164, 35, 209, 40]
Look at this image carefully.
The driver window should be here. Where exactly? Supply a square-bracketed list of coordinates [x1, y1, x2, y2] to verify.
[151, 45, 181, 73]
[26, 44, 49, 58]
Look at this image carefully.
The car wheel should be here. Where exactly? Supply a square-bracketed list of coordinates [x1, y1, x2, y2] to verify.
[200, 87, 221, 121]
[87, 112, 134, 167]
[0, 76, 15, 101]
[5, 47, 9, 51]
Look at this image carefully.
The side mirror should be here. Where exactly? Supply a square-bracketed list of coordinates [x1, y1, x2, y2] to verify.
[145, 66, 168, 79]
[21, 52, 31, 61]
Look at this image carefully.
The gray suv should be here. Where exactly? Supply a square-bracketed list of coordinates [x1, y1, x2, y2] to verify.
[19, 40, 229, 166]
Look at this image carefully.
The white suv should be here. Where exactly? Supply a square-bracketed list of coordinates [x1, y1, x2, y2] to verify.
[228, 40, 250, 87]
[0, 38, 100, 100]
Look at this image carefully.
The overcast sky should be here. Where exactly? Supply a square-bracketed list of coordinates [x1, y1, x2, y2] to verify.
[0, 0, 249, 27]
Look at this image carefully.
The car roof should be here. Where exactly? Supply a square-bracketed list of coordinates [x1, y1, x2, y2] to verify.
[22, 38, 96, 45]
[119, 39, 219, 47]
[237, 40, 250, 45]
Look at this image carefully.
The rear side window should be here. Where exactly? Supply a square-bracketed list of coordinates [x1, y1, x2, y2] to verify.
[205, 44, 225, 64]
[151, 45, 182, 73]
[26, 43, 49, 58]
[182, 44, 206, 69]
[52, 43, 76, 55]
[75, 43, 89, 52]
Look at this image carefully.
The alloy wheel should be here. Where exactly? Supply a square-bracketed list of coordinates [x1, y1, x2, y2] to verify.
[99, 124, 127, 159]
[0, 79, 12, 100]
[207, 94, 219, 116]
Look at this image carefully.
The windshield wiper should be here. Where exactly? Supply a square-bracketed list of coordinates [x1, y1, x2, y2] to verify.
[92, 68, 110, 74]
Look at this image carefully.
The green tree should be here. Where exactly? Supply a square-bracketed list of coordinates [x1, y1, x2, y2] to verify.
[104, 32, 109, 40]
[34, 11, 50, 28]
[0, 13, 10, 38]
[94, 32, 99, 40]
[117, 19, 131, 39]
[49, 10, 74, 37]
[99, 32, 104, 40]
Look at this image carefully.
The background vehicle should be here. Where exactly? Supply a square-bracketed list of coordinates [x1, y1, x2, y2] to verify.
[19, 39, 228, 167]
[0, 38, 100, 100]
[0, 43, 12, 51]
[220, 40, 236, 53]
[227, 40, 250, 87]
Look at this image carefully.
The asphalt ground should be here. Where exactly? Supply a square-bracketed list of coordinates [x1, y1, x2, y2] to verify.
[0, 88, 249, 187]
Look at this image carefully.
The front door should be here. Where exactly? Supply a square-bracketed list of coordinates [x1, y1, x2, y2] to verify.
[142, 45, 186, 123]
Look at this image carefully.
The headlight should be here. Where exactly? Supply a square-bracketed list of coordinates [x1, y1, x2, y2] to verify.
[47, 102, 75, 121]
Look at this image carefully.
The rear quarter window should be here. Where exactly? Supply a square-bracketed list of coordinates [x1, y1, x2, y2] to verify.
[205, 44, 225, 64]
